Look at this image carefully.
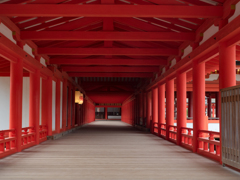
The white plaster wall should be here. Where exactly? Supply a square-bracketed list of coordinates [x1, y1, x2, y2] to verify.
[0, 23, 16, 44]
[0, 77, 10, 130]
[229, 2, 240, 22]
[182, 45, 192, 59]
[39, 78, 42, 125]
[200, 25, 218, 45]
[208, 123, 220, 132]
[23, 44, 34, 58]
[40, 57, 47, 67]
[22, 77, 30, 128]
[170, 58, 176, 68]
[52, 81, 56, 131]
[60, 81, 63, 129]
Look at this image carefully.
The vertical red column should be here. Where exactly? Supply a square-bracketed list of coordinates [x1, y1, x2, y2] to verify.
[143, 93, 147, 126]
[9, 60, 23, 152]
[192, 61, 206, 152]
[207, 95, 211, 118]
[105, 107, 108, 120]
[176, 72, 186, 145]
[67, 85, 71, 129]
[152, 88, 158, 133]
[55, 80, 60, 133]
[146, 91, 152, 129]
[42, 77, 52, 136]
[166, 79, 174, 141]
[62, 79, 67, 131]
[188, 92, 193, 118]
[158, 84, 165, 136]
[219, 44, 236, 89]
[72, 87, 76, 127]
[29, 70, 40, 144]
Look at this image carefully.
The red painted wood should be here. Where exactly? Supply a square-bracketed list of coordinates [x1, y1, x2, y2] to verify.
[38, 48, 178, 56]
[50, 58, 168, 66]
[166, 79, 174, 141]
[68, 72, 153, 78]
[9, 60, 23, 152]
[176, 72, 186, 145]
[21, 31, 196, 41]
[29, 70, 40, 144]
[0, 5, 223, 18]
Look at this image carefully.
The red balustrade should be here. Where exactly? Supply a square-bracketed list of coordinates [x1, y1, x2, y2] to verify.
[197, 130, 220, 162]
[39, 125, 48, 143]
[0, 129, 17, 158]
[159, 123, 166, 138]
[169, 125, 177, 143]
[181, 127, 193, 150]
[21, 127, 35, 150]
[153, 122, 158, 135]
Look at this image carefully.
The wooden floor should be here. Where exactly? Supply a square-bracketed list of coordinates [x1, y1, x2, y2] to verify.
[0, 121, 239, 180]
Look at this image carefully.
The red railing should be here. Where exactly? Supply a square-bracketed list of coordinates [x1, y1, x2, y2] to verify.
[21, 127, 35, 150]
[159, 123, 166, 138]
[169, 125, 177, 143]
[197, 130, 220, 162]
[0, 129, 17, 158]
[181, 127, 193, 150]
[39, 125, 48, 142]
[153, 122, 158, 135]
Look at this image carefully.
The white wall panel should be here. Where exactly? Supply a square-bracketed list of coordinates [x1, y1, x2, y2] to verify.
[22, 77, 30, 128]
[0, 77, 10, 130]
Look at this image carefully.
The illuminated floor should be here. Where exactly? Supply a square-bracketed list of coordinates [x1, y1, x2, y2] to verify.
[0, 121, 239, 180]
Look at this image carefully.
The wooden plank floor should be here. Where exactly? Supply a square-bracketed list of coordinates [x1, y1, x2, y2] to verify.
[0, 121, 239, 180]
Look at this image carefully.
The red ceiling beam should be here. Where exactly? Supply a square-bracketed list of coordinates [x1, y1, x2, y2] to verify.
[0, 5, 223, 18]
[21, 31, 196, 41]
[38, 48, 178, 56]
[68, 72, 153, 78]
[62, 66, 159, 72]
[50, 58, 167, 66]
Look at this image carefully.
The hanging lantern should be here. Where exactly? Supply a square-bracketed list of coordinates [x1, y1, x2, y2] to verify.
[79, 93, 83, 104]
[75, 91, 84, 104]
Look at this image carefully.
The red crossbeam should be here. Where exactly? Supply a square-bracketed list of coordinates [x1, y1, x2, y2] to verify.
[50, 58, 167, 66]
[61, 66, 159, 72]
[0, 5, 223, 18]
[21, 31, 196, 41]
[38, 48, 178, 56]
[68, 72, 153, 77]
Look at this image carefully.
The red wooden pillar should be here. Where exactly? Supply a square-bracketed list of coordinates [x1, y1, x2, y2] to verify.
[152, 88, 158, 133]
[42, 77, 52, 136]
[62, 79, 67, 131]
[147, 91, 152, 129]
[219, 43, 236, 162]
[192, 60, 206, 152]
[188, 92, 193, 117]
[9, 60, 23, 152]
[29, 70, 40, 144]
[219, 43, 236, 89]
[55, 80, 60, 133]
[207, 95, 211, 118]
[176, 72, 186, 145]
[72, 87, 76, 127]
[158, 84, 165, 136]
[105, 107, 108, 120]
[143, 93, 147, 126]
[67, 84, 71, 129]
[166, 79, 174, 141]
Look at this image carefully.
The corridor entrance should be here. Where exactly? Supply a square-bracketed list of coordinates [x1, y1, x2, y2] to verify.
[0, 121, 239, 180]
